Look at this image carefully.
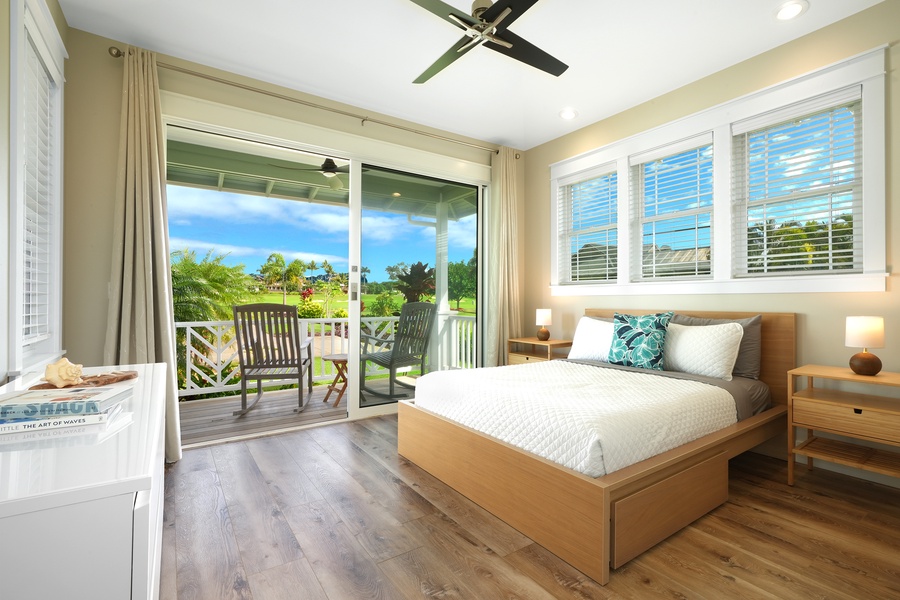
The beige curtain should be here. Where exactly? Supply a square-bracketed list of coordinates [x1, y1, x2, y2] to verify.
[485, 146, 523, 366]
[103, 47, 182, 462]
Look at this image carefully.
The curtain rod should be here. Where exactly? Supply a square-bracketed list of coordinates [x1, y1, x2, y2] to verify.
[108, 46, 498, 154]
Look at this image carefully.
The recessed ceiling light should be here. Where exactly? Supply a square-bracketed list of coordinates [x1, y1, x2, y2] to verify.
[776, 0, 809, 20]
[559, 107, 578, 120]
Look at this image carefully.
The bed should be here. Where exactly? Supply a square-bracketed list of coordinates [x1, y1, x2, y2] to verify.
[397, 310, 795, 585]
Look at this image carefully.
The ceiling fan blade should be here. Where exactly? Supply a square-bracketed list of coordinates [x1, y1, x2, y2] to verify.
[485, 29, 568, 77]
[407, 0, 475, 29]
[413, 36, 478, 84]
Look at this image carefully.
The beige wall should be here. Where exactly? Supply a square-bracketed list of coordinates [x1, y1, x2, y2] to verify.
[62, 30, 125, 365]
[61, 29, 497, 366]
[523, 0, 900, 375]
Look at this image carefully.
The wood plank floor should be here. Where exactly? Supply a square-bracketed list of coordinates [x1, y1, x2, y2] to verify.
[161, 415, 900, 599]
[179, 380, 400, 447]
[178, 386, 348, 448]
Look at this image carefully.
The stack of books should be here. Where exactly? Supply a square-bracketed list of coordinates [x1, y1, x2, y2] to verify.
[0, 385, 132, 448]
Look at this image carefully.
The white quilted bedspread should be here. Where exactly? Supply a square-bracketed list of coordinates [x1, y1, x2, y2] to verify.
[413, 361, 737, 477]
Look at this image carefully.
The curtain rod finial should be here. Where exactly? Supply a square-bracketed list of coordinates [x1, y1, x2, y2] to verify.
[108, 46, 124, 58]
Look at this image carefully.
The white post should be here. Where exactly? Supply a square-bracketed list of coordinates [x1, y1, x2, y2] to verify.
[434, 200, 451, 370]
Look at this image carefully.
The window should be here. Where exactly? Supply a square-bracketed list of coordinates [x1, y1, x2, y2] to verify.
[550, 49, 885, 296]
[9, 0, 66, 375]
[733, 94, 861, 277]
[631, 139, 713, 280]
[557, 168, 617, 284]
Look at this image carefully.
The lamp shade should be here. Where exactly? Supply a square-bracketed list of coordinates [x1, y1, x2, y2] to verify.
[536, 309, 552, 327]
[845, 316, 884, 349]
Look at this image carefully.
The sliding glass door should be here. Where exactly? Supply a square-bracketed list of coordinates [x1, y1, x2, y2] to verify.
[356, 165, 479, 409]
[164, 125, 482, 434]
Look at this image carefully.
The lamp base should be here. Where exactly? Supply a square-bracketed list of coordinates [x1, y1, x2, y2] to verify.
[849, 351, 882, 376]
[536, 327, 550, 341]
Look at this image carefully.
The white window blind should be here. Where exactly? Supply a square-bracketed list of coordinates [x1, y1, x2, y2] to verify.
[557, 169, 618, 283]
[9, 0, 66, 377]
[732, 93, 862, 277]
[631, 141, 713, 280]
[22, 31, 55, 345]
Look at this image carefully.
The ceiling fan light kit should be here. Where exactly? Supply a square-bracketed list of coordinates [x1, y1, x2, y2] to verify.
[409, 0, 568, 83]
[776, 0, 810, 20]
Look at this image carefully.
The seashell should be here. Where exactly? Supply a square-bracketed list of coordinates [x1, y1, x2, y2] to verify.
[42, 357, 84, 388]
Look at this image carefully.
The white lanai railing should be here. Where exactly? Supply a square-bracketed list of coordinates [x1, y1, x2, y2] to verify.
[175, 314, 476, 399]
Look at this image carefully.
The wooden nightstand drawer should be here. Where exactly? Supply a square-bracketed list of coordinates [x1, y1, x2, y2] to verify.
[508, 353, 546, 365]
[793, 398, 900, 444]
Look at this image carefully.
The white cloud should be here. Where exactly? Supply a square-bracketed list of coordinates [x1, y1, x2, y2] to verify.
[169, 237, 347, 269]
[167, 185, 349, 232]
[362, 213, 418, 244]
[449, 214, 477, 250]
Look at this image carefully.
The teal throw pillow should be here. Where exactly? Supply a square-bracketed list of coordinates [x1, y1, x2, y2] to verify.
[607, 312, 674, 370]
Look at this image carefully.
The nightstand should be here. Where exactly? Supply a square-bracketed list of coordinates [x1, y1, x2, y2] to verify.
[787, 364, 900, 485]
[507, 337, 572, 365]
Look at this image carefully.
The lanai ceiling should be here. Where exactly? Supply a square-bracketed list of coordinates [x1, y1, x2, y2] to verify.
[166, 128, 478, 220]
[58, 0, 883, 150]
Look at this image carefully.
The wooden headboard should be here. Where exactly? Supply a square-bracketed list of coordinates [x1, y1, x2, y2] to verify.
[584, 310, 796, 405]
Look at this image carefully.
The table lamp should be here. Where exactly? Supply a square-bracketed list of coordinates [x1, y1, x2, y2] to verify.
[845, 316, 884, 376]
[536, 309, 552, 341]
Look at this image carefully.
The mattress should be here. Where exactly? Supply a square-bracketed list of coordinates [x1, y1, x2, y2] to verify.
[412, 360, 745, 477]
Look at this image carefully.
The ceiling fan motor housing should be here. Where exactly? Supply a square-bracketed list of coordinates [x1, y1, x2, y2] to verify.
[471, 0, 493, 18]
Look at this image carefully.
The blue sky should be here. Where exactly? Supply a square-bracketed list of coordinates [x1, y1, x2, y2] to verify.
[167, 185, 477, 282]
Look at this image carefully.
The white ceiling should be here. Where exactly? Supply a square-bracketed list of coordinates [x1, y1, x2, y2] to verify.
[58, 0, 882, 150]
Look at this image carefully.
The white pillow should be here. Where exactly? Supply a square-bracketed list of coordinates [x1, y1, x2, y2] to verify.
[664, 322, 744, 380]
[567, 317, 614, 362]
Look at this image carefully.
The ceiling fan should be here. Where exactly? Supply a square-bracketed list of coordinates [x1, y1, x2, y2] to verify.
[408, 0, 568, 83]
[274, 157, 347, 177]
[269, 158, 349, 190]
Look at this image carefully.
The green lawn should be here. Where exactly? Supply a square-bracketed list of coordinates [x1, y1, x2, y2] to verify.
[251, 291, 476, 315]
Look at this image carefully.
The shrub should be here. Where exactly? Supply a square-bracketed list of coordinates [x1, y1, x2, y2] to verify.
[369, 292, 399, 317]
[296, 299, 325, 319]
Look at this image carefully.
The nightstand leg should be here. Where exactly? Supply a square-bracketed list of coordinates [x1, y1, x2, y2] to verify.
[788, 433, 794, 486]
[806, 428, 814, 470]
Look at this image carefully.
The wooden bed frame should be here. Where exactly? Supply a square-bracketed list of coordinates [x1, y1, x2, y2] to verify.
[398, 310, 795, 585]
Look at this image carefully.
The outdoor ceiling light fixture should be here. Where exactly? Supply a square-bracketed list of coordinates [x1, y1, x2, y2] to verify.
[559, 107, 578, 120]
[776, 0, 809, 20]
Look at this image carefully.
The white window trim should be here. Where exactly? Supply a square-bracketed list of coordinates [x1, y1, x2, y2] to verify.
[8, 0, 67, 377]
[630, 133, 714, 282]
[555, 161, 619, 284]
[550, 47, 886, 296]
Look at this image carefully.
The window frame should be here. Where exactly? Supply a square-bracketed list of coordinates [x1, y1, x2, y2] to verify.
[732, 92, 863, 278]
[556, 163, 619, 284]
[549, 48, 886, 296]
[8, 0, 67, 377]
[629, 134, 714, 282]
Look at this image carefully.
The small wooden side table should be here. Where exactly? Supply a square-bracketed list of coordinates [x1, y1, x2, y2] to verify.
[507, 337, 572, 365]
[787, 364, 900, 485]
[323, 354, 348, 407]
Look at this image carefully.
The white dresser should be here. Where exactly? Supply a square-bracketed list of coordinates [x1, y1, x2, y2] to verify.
[0, 363, 166, 600]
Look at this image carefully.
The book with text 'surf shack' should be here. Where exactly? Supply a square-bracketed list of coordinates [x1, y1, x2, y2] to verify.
[0, 385, 132, 419]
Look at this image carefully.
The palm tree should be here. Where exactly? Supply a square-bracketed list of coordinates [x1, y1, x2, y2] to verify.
[170, 249, 252, 392]
[171, 249, 251, 323]
[306, 260, 319, 283]
[260, 253, 288, 303]
[286, 259, 306, 294]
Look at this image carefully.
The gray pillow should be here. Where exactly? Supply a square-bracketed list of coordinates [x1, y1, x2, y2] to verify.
[670, 314, 762, 379]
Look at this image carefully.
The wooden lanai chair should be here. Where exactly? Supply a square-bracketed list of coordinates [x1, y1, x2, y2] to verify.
[360, 302, 436, 399]
[232, 303, 313, 416]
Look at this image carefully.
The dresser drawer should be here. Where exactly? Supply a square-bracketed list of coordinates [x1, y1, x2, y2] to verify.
[793, 398, 900, 445]
[508, 353, 547, 365]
